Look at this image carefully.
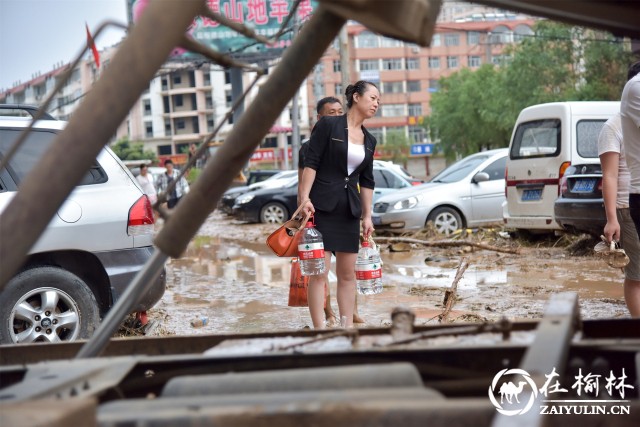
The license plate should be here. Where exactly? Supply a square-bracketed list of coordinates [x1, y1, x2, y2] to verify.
[522, 189, 542, 201]
[572, 178, 596, 193]
[372, 216, 382, 225]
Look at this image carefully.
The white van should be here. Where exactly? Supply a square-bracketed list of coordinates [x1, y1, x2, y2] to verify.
[503, 101, 620, 232]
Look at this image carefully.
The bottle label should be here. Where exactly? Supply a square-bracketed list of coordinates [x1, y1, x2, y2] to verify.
[355, 263, 382, 279]
[298, 242, 325, 260]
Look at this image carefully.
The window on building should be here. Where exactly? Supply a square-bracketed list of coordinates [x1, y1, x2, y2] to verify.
[492, 55, 507, 65]
[191, 94, 197, 109]
[428, 57, 440, 69]
[489, 26, 512, 44]
[145, 122, 153, 138]
[406, 57, 420, 70]
[333, 60, 341, 73]
[409, 126, 426, 143]
[175, 94, 183, 107]
[207, 114, 214, 132]
[368, 127, 383, 142]
[513, 24, 534, 42]
[467, 31, 480, 45]
[408, 103, 422, 117]
[157, 145, 172, 155]
[173, 74, 182, 85]
[380, 36, 403, 47]
[192, 117, 199, 134]
[224, 70, 231, 84]
[468, 56, 481, 67]
[225, 89, 232, 108]
[203, 72, 211, 86]
[444, 33, 460, 46]
[407, 80, 421, 92]
[382, 81, 404, 93]
[164, 119, 171, 136]
[335, 83, 342, 96]
[447, 56, 459, 69]
[143, 99, 151, 115]
[429, 79, 440, 92]
[382, 59, 403, 70]
[176, 119, 185, 129]
[359, 59, 379, 71]
[176, 143, 189, 154]
[381, 104, 405, 117]
[161, 78, 168, 90]
[431, 34, 441, 46]
[357, 30, 379, 48]
[205, 94, 213, 109]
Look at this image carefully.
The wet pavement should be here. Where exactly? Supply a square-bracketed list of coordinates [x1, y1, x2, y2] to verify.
[148, 213, 628, 336]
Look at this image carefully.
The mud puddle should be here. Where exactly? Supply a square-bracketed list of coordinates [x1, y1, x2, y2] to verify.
[148, 213, 628, 336]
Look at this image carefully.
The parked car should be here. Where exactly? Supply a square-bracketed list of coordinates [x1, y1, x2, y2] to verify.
[504, 101, 618, 233]
[232, 163, 415, 223]
[554, 163, 606, 237]
[372, 148, 508, 234]
[373, 160, 424, 186]
[219, 170, 297, 214]
[0, 107, 166, 344]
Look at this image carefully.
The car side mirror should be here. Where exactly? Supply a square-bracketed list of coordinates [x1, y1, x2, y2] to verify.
[472, 172, 490, 183]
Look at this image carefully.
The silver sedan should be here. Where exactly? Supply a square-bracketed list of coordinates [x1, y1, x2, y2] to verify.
[371, 148, 508, 234]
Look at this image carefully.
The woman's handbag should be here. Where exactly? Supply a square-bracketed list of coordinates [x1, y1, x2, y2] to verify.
[288, 258, 309, 307]
[266, 205, 311, 257]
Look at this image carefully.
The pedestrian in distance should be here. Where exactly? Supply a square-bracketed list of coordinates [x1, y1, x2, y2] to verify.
[298, 80, 380, 328]
[156, 159, 190, 209]
[136, 163, 158, 205]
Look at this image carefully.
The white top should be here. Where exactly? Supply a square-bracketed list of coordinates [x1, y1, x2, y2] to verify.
[136, 173, 157, 203]
[347, 140, 365, 175]
[597, 113, 629, 208]
[621, 74, 640, 193]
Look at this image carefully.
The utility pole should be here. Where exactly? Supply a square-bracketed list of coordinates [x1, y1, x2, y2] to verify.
[290, 15, 301, 170]
[339, 24, 350, 105]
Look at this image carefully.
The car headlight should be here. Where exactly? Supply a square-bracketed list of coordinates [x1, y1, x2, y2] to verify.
[392, 196, 421, 210]
[236, 194, 255, 205]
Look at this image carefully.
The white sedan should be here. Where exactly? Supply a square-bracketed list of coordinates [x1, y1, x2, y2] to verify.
[371, 148, 508, 234]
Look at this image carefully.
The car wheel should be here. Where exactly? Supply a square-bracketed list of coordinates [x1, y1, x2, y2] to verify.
[0, 267, 100, 344]
[427, 207, 463, 235]
[260, 202, 288, 224]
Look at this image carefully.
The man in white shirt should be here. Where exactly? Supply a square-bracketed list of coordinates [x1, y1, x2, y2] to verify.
[620, 61, 640, 316]
[136, 164, 158, 205]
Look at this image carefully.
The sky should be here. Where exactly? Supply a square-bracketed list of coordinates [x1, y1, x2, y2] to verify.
[0, 0, 129, 91]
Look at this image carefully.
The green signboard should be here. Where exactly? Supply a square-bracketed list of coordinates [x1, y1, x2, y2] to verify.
[130, 0, 318, 57]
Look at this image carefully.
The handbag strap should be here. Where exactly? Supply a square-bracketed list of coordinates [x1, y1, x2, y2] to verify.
[290, 204, 312, 230]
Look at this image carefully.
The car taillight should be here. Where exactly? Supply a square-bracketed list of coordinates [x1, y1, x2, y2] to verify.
[128, 195, 154, 236]
[558, 161, 571, 195]
[559, 176, 568, 196]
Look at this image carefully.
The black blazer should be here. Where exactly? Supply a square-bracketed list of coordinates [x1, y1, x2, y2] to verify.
[304, 115, 377, 218]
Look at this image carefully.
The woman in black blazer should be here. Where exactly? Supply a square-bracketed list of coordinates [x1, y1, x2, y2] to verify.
[299, 80, 380, 328]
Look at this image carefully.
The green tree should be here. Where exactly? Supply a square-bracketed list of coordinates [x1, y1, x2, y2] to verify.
[425, 20, 631, 159]
[111, 137, 157, 162]
[383, 130, 412, 167]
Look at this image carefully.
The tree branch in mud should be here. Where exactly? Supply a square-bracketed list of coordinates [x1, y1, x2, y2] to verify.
[374, 236, 520, 254]
[439, 257, 469, 323]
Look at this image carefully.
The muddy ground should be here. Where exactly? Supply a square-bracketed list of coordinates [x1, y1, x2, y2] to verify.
[131, 212, 629, 337]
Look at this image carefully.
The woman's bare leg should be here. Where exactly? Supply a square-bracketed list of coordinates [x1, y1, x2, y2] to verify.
[335, 252, 357, 328]
[307, 252, 332, 328]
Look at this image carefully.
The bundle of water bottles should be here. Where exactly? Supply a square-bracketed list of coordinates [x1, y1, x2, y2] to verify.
[297, 219, 382, 295]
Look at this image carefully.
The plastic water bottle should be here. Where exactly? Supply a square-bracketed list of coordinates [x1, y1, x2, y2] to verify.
[355, 240, 383, 295]
[298, 220, 326, 276]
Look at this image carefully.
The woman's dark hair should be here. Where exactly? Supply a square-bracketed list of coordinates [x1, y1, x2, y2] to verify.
[345, 80, 377, 108]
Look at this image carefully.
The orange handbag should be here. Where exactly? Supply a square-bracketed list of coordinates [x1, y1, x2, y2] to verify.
[266, 205, 311, 257]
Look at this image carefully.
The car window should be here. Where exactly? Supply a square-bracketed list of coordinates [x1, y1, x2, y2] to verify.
[0, 128, 107, 185]
[510, 119, 561, 159]
[576, 120, 606, 158]
[430, 155, 489, 183]
[381, 169, 409, 188]
[481, 156, 507, 181]
[373, 169, 390, 188]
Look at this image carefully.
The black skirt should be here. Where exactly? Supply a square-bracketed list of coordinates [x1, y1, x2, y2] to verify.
[313, 189, 360, 253]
